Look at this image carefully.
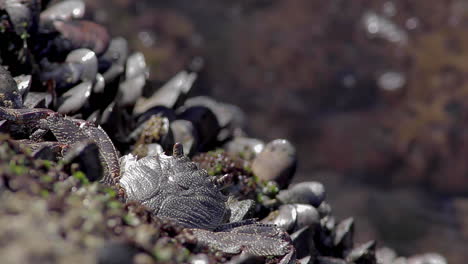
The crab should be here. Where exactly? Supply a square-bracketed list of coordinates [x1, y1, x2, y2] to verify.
[119, 143, 296, 263]
[0, 107, 296, 262]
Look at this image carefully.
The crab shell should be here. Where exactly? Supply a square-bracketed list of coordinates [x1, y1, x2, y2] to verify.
[119, 145, 228, 230]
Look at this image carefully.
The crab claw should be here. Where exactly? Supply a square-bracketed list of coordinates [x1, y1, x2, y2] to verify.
[191, 223, 296, 263]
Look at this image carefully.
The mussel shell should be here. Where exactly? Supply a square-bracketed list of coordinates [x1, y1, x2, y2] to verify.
[316, 256, 347, 264]
[133, 71, 196, 114]
[345, 240, 376, 264]
[376, 247, 397, 264]
[132, 142, 165, 159]
[189, 254, 211, 264]
[93, 73, 105, 93]
[13, 74, 31, 100]
[170, 119, 198, 156]
[100, 101, 116, 125]
[130, 115, 174, 152]
[99, 101, 134, 148]
[65, 48, 98, 82]
[56, 81, 92, 114]
[252, 139, 297, 188]
[393, 257, 408, 264]
[224, 137, 265, 160]
[0, 120, 8, 134]
[298, 256, 313, 264]
[52, 20, 110, 55]
[291, 226, 315, 259]
[181, 96, 247, 142]
[39, 58, 81, 91]
[263, 204, 320, 232]
[125, 52, 147, 80]
[332, 217, 354, 250]
[114, 52, 147, 107]
[263, 204, 297, 232]
[182, 96, 244, 128]
[321, 215, 336, 232]
[23, 92, 52, 108]
[117, 74, 146, 107]
[295, 204, 320, 230]
[40, 0, 85, 23]
[99, 37, 128, 81]
[317, 201, 332, 218]
[277, 181, 326, 207]
[40, 49, 97, 92]
[63, 141, 103, 182]
[5, 0, 40, 36]
[177, 105, 220, 152]
[145, 143, 164, 156]
[136, 105, 176, 125]
[86, 109, 100, 125]
[407, 253, 447, 264]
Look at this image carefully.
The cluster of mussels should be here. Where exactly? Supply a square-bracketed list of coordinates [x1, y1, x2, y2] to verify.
[0, 1, 447, 264]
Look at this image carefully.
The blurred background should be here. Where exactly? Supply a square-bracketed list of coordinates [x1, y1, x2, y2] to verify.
[84, 1, 468, 263]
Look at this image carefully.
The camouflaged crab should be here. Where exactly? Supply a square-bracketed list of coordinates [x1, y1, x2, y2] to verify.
[119, 143, 296, 263]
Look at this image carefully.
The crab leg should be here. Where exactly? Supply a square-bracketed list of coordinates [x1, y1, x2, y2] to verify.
[0, 106, 120, 184]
